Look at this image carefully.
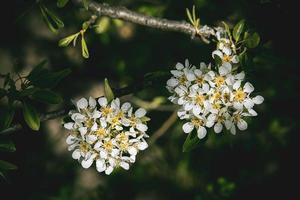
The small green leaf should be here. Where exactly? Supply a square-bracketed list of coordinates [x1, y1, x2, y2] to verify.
[82, 0, 90, 10]
[81, 35, 89, 58]
[104, 78, 115, 102]
[40, 5, 64, 33]
[32, 89, 63, 104]
[58, 33, 79, 47]
[0, 108, 15, 131]
[0, 160, 17, 170]
[0, 141, 16, 152]
[140, 116, 151, 122]
[233, 19, 245, 42]
[182, 131, 200, 152]
[22, 101, 40, 131]
[57, 0, 69, 8]
[245, 32, 260, 48]
[27, 60, 48, 82]
[0, 88, 6, 99]
[213, 54, 223, 67]
[82, 22, 89, 30]
[186, 8, 193, 24]
[222, 21, 232, 38]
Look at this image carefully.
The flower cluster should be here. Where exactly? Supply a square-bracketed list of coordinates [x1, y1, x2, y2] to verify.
[166, 28, 263, 139]
[63, 97, 149, 175]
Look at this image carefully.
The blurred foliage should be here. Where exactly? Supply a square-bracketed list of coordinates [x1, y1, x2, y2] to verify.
[0, 0, 299, 199]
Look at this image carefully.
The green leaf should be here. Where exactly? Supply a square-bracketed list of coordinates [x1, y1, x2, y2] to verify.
[22, 101, 40, 131]
[0, 88, 6, 99]
[81, 36, 89, 58]
[82, 22, 89, 30]
[104, 78, 115, 102]
[19, 87, 38, 97]
[0, 141, 16, 152]
[32, 89, 63, 104]
[182, 131, 200, 152]
[222, 21, 232, 38]
[0, 107, 15, 131]
[140, 116, 151, 122]
[28, 69, 71, 89]
[213, 54, 223, 67]
[57, 0, 69, 8]
[58, 33, 79, 47]
[233, 19, 245, 42]
[245, 32, 260, 48]
[40, 5, 64, 33]
[82, 0, 90, 10]
[27, 60, 48, 82]
[0, 160, 17, 170]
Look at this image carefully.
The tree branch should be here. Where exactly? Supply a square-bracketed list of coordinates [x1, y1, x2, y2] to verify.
[72, 0, 214, 41]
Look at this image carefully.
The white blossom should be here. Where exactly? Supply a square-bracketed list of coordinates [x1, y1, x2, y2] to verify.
[63, 97, 150, 175]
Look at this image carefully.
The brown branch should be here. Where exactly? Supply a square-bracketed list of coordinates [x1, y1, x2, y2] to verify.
[72, 0, 213, 41]
[149, 111, 178, 145]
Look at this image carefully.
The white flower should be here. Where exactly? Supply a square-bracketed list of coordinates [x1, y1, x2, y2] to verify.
[64, 97, 150, 175]
[167, 58, 264, 139]
[182, 116, 207, 139]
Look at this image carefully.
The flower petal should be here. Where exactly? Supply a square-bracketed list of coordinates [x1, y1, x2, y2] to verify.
[182, 122, 194, 133]
[197, 126, 207, 139]
[128, 146, 137, 156]
[105, 166, 114, 175]
[244, 82, 254, 93]
[77, 98, 88, 110]
[81, 157, 94, 169]
[176, 62, 184, 70]
[135, 108, 146, 118]
[252, 95, 264, 104]
[98, 97, 108, 107]
[72, 149, 81, 159]
[96, 159, 106, 172]
[138, 142, 148, 150]
[214, 123, 223, 133]
[136, 123, 148, 132]
[120, 161, 130, 170]
[89, 97, 96, 108]
[237, 119, 248, 130]
[64, 122, 74, 130]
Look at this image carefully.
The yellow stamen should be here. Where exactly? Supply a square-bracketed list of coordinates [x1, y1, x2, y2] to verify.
[234, 89, 246, 102]
[214, 76, 225, 87]
[195, 95, 205, 106]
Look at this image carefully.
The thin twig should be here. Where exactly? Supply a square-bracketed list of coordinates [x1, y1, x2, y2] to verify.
[149, 111, 178, 145]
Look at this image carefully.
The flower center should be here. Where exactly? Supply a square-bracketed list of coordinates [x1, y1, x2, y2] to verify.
[196, 77, 204, 85]
[191, 118, 204, 127]
[179, 76, 187, 84]
[212, 103, 221, 110]
[95, 128, 106, 137]
[195, 95, 205, 105]
[212, 91, 222, 101]
[214, 76, 225, 87]
[80, 142, 90, 153]
[103, 140, 113, 151]
[234, 89, 246, 102]
[84, 118, 94, 128]
[101, 107, 112, 117]
[223, 55, 231, 62]
[223, 92, 230, 102]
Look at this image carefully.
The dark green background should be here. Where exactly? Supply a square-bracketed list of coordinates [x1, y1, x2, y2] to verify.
[0, 0, 299, 199]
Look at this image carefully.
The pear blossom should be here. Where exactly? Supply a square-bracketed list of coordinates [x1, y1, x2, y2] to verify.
[166, 58, 264, 139]
[64, 97, 150, 175]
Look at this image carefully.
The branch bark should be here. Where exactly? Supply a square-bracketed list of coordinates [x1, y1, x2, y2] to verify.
[72, 0, 213, 41]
